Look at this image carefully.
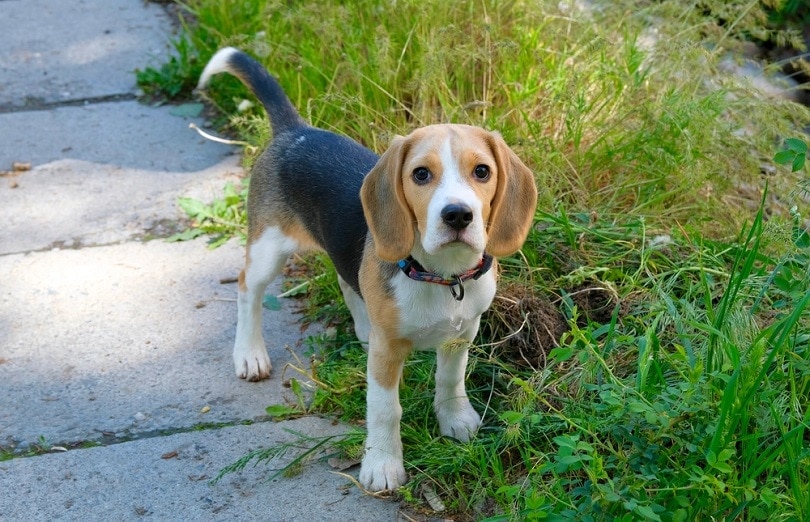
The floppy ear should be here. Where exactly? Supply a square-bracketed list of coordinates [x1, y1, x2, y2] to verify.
[486, 133, 538, 257]
[360, 135, 415, 262]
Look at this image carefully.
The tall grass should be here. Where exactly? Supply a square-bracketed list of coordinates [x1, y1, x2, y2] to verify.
[139, 0, 810, 519]
[141, 0, 808, 234]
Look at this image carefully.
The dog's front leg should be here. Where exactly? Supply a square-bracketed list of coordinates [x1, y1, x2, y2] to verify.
[359, 332, 410, 491]
[434, 334, 482, 442]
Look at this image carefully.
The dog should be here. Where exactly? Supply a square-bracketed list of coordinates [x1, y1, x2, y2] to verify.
[198, 47, 537, 491]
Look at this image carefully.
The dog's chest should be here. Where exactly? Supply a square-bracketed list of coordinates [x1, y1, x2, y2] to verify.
[391, 274, 496, 348]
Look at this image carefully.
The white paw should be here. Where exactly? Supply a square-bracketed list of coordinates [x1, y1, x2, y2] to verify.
[359, 449, 407, 491]
[233, 346, 271, 381]
[436, 400, 481, 442]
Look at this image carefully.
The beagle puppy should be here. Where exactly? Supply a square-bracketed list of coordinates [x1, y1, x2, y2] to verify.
[198, 48, 537, 492]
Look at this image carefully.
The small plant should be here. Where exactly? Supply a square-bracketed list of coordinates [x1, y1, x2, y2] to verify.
[167, 181, 248, 247]
[136, 36, 202, 101]
[774, 137, 808, 172]
[211, 428, 347, 483]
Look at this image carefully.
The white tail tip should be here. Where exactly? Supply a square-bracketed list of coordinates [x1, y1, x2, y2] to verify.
[197, 47, 241, 90]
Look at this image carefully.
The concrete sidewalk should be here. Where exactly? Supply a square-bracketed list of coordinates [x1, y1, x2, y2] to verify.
[0, 1, 400, 519]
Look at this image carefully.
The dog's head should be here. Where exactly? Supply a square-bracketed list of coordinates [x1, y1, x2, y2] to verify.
[360, 124, 537, 272]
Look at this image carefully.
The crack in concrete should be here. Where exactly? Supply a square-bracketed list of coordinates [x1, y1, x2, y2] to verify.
[0, 218, 191, 258]
[1, 416, 276, 460]
[0, 92, 139, 114]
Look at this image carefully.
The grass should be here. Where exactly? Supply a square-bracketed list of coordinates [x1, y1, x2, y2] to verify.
[138, 0, 810, 233]
[0, 436, 101, 461]
[138, 0, 810, 519]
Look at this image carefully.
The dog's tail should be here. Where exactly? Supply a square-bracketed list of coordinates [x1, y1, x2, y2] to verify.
[198, 47, 305, 134]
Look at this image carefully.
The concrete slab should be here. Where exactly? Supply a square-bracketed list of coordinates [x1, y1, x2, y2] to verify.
[0, 237, 325, 450]
[0, 419, 401, 520]
[0, 155, 242, 255]
[0, 0, 172, 109]
[0, 100, 234, 171]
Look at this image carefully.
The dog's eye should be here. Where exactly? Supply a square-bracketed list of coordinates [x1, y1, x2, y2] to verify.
[473, 164, 491, 181]
[412, 167, 432, 184]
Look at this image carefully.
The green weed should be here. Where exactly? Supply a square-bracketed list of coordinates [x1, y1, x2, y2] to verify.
[136, 35, 202, 101]
[166, 180, 248, 247]
[775, 137, 808, 173]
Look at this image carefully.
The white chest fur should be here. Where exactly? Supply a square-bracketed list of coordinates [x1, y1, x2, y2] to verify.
[391, 271, 497, 349]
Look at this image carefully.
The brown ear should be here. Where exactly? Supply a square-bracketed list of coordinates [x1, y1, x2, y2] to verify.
[360, 135, 415, 262]
[486, 133, 538, 257]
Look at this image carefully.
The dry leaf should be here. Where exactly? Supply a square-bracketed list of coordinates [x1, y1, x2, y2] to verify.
[327, 457, 360, 471]
[421, 484, 446, 512]
[161, 450, 178, 459]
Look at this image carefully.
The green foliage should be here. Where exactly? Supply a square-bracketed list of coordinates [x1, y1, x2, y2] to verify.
[144, 0, 809, 235]
[166, 181, 248, 248]
[136, 36, 202, 100]
[211, 204, 810, 520]
[774, 137, 808, 172]
[211, 428, 342, 483]
[765, 0, 810, 31]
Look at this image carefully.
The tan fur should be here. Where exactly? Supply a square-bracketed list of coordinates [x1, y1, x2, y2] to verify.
[359, 255, 413, 388]
[359, 136, 414, 262]
[401, 170, 439, 244]
[238, 268, 247, 292]
[484, 133, 538, 256]
[279, 220, 320, 251]
[369, 338, 413, 389]
[361, 125, 532, 263]
[459, 148, 497, 219]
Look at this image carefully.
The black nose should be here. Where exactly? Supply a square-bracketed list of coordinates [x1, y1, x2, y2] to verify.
[441, 204, 473, 231]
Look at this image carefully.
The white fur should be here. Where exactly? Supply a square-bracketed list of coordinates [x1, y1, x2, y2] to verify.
[435, 344, 482, 441]
[391, 270, 496, 350]
[359, 359, 407, 491]
[420, 138, 487, 260]
[233, 226, 299, 381]
[392, 273, 492, 444]
[198, 47, 241, 89]
[338, 275, 370, 345]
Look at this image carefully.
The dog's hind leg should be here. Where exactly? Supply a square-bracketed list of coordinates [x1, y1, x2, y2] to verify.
[234, 226, 298, 381]
[338, 276, 370, 345]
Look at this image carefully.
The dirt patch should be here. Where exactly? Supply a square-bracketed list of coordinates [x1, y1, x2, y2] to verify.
[485, 281, 621, 369]
[484, 283, 566, 369]
[566, 283, 619, 325]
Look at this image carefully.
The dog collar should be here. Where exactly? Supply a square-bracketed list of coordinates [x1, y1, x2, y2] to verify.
[397, 253, 494, 301]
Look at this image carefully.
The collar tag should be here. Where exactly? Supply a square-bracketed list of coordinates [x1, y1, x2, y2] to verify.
[449, 278, 465, 301]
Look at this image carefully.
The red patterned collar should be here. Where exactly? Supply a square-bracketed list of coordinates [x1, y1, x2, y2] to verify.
[397, 253, 493, 301]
